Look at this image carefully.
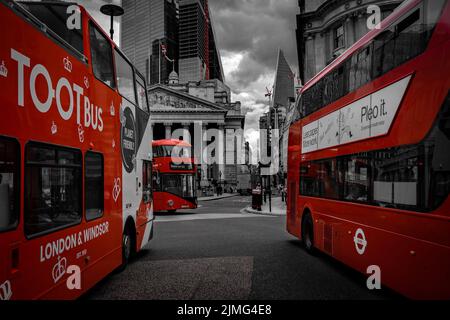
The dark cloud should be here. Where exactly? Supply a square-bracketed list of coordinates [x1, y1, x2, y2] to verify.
[209, 0, 298, 141]
[210, 0, 298, 72]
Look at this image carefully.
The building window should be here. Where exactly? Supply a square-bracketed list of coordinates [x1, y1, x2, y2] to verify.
[25, 143, 82, 237]
[89, 22, 116, 88]
[0, 137, 20, 232]
[85, 152, 104, 221]
[334, 24, 345, 49]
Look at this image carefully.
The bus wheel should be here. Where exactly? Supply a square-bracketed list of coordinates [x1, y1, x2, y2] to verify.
[119, 226, 132, 271]
[302, 211, 315, 254]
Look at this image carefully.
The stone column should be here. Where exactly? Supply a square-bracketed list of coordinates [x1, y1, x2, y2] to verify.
[164, 122, 172, 140]
[218, 123, 225, 183]
[182, 122, 191, 144]
[201, 122, 209, 182]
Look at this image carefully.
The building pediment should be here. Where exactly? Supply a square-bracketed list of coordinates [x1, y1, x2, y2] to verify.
[148, 84, 227, 114]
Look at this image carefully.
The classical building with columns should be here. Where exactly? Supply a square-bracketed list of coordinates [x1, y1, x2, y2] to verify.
[148, 71, 245, 194]
[296, 0, 402, 84]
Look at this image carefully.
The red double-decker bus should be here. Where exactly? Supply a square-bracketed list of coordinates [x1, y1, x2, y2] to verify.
[0, 1, 154, 299]
[287, 0, 450, 299]
[152, 139, 197, 213]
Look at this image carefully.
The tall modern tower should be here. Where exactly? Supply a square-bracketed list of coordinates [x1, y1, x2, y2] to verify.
[178, 0, 224, 83]
[121, 0, 179, 85]
[272, 49, 295, 109]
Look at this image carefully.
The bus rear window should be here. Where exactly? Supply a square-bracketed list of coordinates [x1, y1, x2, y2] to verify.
[20, 2, 84, 54]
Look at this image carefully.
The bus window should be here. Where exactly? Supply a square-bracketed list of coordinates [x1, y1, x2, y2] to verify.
[20, 2, 83, 54]
[143, 161, 152, 204]
[136, 73, 149, 113]
[85, 152, 104, 221]
[0, 137, 19, 232]
[89, 22, 116, 88]
[114, 49, 136, 105]
[340, 155, 370, 203]
[25, 143, 82, 237]
[161, 174, 195, 198]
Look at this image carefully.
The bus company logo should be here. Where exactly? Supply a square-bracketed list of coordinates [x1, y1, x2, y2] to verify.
[0, 60, 7, 77]
[63, 56, 73, 73]
[354, 228, 367, 255]
[113, 177, 121, 202]
[78, 124, 85, 143]
[121, 106, 137, 173]
[0, 280, 12, 300]
[10, 48, 104, 133]
[52, 256, 67, 283]
[51, 121, 58, 135]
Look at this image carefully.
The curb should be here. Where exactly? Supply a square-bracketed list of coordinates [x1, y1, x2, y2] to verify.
[197, 194, 240, 202]
[242, 206, 286, 217]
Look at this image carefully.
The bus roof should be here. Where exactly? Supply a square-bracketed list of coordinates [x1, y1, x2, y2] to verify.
[152, 139, 192, 147]
[301, 0, 420, 93]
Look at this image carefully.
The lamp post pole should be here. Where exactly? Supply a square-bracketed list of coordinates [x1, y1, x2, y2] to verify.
[100, 4, 124, 41]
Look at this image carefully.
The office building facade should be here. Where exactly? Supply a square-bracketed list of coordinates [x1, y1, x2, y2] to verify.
[121, 0, 179, 85]
[178, 0, 224, 83]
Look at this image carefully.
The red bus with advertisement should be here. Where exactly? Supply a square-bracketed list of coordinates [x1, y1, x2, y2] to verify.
[287, 0, 450, 299]
[0, 1, 154, 299]
[152, 139, 197, 213]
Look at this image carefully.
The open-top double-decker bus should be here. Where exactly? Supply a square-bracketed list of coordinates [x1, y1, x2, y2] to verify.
[0, 1, 154, 299]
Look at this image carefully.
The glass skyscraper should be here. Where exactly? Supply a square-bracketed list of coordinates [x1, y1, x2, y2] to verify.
[121, 0, 179, 85]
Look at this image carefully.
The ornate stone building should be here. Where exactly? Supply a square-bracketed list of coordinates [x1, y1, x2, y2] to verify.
[148, 72, 245, 193]
[296, 0, 402, 84]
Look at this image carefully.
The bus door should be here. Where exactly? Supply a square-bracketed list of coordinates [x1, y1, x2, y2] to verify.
[0, 137, 21, 300]
[138, 160, 153, 225]
[135, 160, 153, 250]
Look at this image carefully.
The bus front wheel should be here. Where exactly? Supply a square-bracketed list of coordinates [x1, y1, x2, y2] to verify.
[301, 211, 315, 254]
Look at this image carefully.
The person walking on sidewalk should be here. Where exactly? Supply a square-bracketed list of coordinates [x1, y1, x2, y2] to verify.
[281, 185, 287, 202]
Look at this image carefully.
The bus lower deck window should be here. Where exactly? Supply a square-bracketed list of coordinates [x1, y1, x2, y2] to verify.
[0, 137, 19, 232]
[25, 143, 82, 237]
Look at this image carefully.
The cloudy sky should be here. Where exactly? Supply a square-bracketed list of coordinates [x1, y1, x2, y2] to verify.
[82, 0, 299, 156]
[209, 0, 299, 157]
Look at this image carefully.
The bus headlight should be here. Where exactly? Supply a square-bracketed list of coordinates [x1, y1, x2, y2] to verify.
[168, 200, 174, 207]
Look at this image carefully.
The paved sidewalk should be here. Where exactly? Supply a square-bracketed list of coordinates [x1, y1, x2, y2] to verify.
[243, 196, 286, 216]
[197, 193, 239, 201]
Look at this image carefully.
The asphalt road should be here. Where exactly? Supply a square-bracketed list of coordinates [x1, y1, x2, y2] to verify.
[85, 196, 400, 300]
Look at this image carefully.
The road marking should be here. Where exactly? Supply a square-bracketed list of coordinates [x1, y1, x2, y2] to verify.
[155, 213, 276, 222]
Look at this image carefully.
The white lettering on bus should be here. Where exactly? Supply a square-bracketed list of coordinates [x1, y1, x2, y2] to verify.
[40, 234, 78, 263]
[10, 48, 104, 132]
[39, 222, 109, 262]
[83, 222, 109, 242]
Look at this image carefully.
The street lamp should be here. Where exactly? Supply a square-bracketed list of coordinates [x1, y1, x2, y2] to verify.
[100, 4, 124, 41]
